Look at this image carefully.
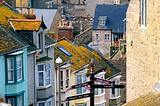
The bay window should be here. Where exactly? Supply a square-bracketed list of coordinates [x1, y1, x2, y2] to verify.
[38, 63, 51, 87]
[6, 52, 24, 84]
[6, 93, 24, 106]
[110, 78, 120, 98]
[76, 73, 86, 94]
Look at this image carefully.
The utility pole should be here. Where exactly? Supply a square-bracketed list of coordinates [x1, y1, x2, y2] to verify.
[90, 59, 94, 106]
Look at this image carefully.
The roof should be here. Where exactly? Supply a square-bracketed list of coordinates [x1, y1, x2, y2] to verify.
[122, 90, 160, 106]
[33, 9, 57, 29]
[92, 4, 128, 33]
[0, 2, 29, 55]
[45, 35, 56, 47]
[0, 26, 28, 55]
[36, 56, 53, 63]
[55, 38, 120, 78]
[9, 19, 42, 31]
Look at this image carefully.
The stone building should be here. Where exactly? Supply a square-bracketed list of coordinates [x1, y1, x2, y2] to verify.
[126, 0, 160, 102]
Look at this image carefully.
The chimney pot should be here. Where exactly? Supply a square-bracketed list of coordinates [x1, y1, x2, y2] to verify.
[23, 8, 26, 14]
[27, 8, 30, 14]
[69, 21, 72, 26]
[31, 9, 34, 15]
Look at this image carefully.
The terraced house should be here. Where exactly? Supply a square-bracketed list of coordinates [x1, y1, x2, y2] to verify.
[54, 38, 122, 106]
[0, 1, 56, 106]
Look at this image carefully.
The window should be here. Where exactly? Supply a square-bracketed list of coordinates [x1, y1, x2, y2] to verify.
[6, 53, 24, 84]
[66, 69, 69, 88]
[38, 63, 51, 87]
[95, 77, 104, 96]
[38, 33, 41, 49]
[58, 68, 70, 90]
[105, 34, 109, 40]
[66, 101, 70, 106]
[110, 79, 120, 98]
[38, 100, 52, 106]
[98, 16, 107, 26]
[57, 46, 72, 57]
[7, 58, 14, 82]
[141, 0, 147, 27]
[6, 93, 24, 106]
[96, 34, 99, 40]
[76, 73, 86, 94]
[20, 31, 33, 42]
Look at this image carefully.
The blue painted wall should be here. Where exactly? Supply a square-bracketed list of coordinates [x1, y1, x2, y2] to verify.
[0, 55, 6, 101]
[5, 48, 28, 105]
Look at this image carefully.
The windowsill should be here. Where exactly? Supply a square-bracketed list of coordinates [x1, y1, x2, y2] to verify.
[37, 84, 52, 89]
[110, 95, 121, 100]
[95, 93, 106, 97]
[140, 25, 147, 30]
[6, 80, 25, 85]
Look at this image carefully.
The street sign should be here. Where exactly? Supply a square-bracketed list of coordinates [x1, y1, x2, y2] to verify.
[94, 77, 113, 85]
[66, 93, 94, 101]
[70, 81, 92, 89]
[91, 84, 125, 88]
[84, 86, 91, 91]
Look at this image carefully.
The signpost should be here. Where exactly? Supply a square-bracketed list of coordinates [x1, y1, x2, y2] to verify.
[94, 77, 113, 85]
[66, 93, 94, 101]
[66, 59, 125, 105]
[70, 81, 92, 89]
[91, 84, 125, 88]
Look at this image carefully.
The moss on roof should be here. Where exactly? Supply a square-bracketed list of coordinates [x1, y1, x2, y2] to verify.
[0, 3, 25, 28]
[122, 90, 160, 106]
[9, 19, 42, 31]
[55, 39, 120, 78]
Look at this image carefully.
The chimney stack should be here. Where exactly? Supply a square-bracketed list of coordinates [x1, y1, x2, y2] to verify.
[27, 8, 30, 14]
[31, 9, 34, 15]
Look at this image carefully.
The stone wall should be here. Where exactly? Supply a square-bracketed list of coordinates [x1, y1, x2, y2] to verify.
[74, 27, 92, 45]
[126, 0, 160, 102]
[92, 30, 112, 45]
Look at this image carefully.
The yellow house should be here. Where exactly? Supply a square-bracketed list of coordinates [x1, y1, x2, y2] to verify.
[16, 0, 28, 7]
[54, 38, 121, 106]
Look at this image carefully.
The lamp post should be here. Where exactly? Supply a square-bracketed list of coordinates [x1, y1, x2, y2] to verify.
[123, 18, 126, 39]
[56, 57, 63, 106]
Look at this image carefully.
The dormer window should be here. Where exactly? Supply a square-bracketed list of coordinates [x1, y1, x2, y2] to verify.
[98, 16, 107, 26]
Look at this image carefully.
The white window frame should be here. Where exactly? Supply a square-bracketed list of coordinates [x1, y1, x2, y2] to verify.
[37, 62, 51, 88]
[110, 78, 120, 99]
[99, 19, 105, 25]
[94, 75, 105, 96]
[65, 69, 69, 89]
[17, 56, 22, 81]
[38, 98, 52, 106]
[76, 102, 87, 106]
[141, 0, 147, 27]
[105, 34, 110, 40]
[7, 58, 14, 83]
[76, 72, 87, 94]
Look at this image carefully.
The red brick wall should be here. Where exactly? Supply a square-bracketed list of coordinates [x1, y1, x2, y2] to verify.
[58, 28, 73, 42]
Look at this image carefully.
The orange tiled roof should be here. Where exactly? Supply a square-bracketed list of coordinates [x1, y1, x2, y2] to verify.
[9, 19, 42, 31]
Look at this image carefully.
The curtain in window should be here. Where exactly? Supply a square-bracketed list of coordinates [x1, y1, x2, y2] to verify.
[39, 73, 44, 86]
[17, 56, 22, 80]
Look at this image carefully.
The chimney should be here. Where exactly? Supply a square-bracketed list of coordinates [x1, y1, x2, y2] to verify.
[19, 8, 22, 14]
[31, 9, 34, 15]
[69, 21, 72, 27]
[23, 8, 26, 14]
[27, 8, 30, 14]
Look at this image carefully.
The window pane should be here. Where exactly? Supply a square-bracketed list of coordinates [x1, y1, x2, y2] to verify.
[8, 98, 14, 106]
[83, 74, 86, 82]
[46, 63, 51, 69]
[8, 58, 14, 69]
[38, 65, 43, 71]
[66, 79, 69, 88]
[8, 70, 14, 81]
[17, 56, 22, 68]
[46, 79, 50, 85]
[39, 103, 45, 106]
[46, 70, 50, 78]
[95, 82, 98, 95]
[17, 69, 22, 80]
[47, 101, 51, 106]
[66, 69, 69, 78]
[39, 73, 44, 86]
[17, 95, 22, 106]
[77, 87, 82, 94]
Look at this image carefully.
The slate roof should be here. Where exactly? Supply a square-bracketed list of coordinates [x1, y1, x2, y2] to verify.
[92, 4, 128, 33]
[33, 9, 57, 29]
[9, 19, 42, 31]
[122, 90, 160, 106]
[54, 38, 120, 78]
[0, 2, 29, 55]
[45, 35, 56, 47]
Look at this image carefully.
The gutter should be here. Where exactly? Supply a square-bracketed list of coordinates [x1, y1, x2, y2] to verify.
[45, 43, 57, 49]
[72, 64, 89, 74]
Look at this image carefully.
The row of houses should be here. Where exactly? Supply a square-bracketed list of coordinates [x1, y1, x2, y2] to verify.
[0, 1, 126, 106]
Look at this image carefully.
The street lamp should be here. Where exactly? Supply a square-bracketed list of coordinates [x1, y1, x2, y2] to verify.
[123, 18, 126, 39]
[56, 57, 63, 106]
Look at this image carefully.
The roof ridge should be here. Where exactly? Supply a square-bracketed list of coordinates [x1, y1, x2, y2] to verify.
[9, 19, 42, 22]
[0, 1, 5, 5]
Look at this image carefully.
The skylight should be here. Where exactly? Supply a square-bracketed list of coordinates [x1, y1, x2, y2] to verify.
[57, 46, 72, 57]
